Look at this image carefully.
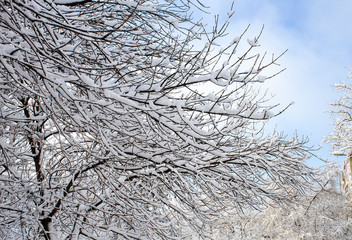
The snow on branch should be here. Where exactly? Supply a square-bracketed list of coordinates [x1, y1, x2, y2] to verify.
[0, 0, 315, 239]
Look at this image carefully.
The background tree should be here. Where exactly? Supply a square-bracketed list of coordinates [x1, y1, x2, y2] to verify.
[326, 70, 352, 197]
[0, 0, 315, 239]
[326, 71, 352, 156]
[200, 164, 352, 240]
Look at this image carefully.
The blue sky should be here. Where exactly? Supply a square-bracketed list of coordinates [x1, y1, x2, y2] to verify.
[199, 0, 352, 166]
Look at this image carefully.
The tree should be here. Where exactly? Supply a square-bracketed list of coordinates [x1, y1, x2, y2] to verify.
[0, 0, 315, 239]
[326, 71, 352, 157]
[326, 71, 352, 197]
[203, 164, 352, 240]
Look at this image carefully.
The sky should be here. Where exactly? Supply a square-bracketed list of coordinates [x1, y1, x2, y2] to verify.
[197, 0, 352, 167]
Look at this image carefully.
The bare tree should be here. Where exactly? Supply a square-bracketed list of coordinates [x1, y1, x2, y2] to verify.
[0, 0, 315, 239]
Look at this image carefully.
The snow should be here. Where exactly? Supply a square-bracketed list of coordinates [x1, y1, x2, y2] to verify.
[166, 16, 179, 28]
[48, 222, 58, 240]
[151, 57, 163, 66]
[256, 75, 267, 82]
[0, 44, 17, 55]
[247, 38, 260, 47]
[228, 10, 235, 18]
[136, 5, 155, 11]
[155, 97, 172, 106]
[218, 67, 231, 80]
[118, 176, 127, 184]
[54, 0, 86, 5]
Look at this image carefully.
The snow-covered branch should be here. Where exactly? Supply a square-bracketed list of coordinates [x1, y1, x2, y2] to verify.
[0, 0, 315, 238]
